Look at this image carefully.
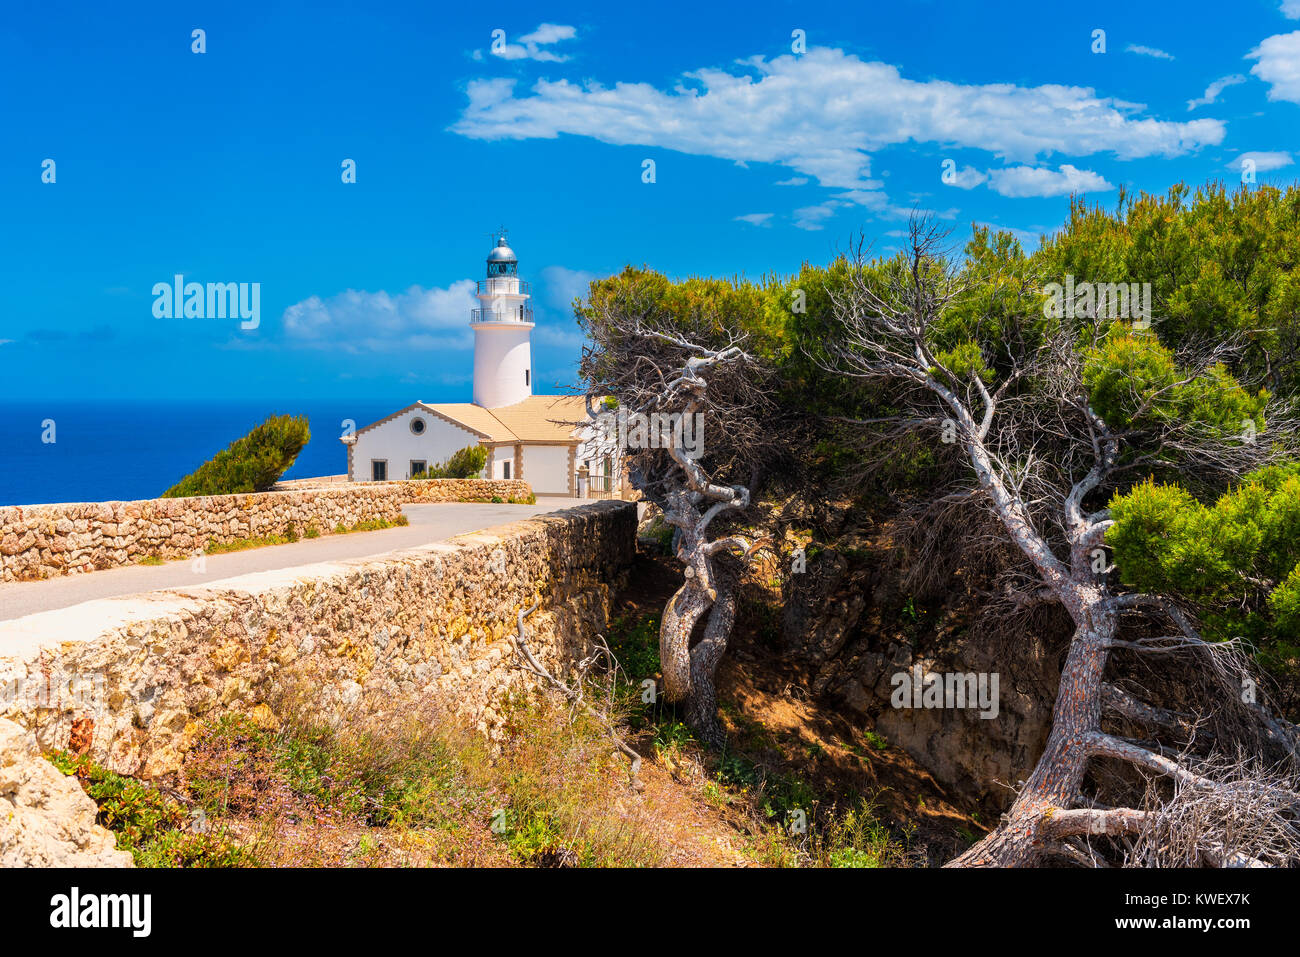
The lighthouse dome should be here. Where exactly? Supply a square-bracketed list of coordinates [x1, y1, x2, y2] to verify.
[486, 237, 516, 263]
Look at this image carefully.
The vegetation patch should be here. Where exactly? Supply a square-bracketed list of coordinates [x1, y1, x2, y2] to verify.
[47, 750, 249, 867]
[164, 413, 310, 498]
[411, 445, 488, 480]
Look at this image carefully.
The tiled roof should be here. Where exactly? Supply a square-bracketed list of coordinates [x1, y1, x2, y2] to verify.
[419, 403, 511, 441]
[423, 394, 586, 443]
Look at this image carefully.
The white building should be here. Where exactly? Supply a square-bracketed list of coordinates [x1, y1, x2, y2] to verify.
[342, 234, 614, 497]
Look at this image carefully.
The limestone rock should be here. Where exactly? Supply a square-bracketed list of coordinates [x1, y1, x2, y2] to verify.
[0, 718, 133, 868]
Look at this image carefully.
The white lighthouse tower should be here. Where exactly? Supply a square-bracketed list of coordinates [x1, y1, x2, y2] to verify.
[471, 232, 534, 408]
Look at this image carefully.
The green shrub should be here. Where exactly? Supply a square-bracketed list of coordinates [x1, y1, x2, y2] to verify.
[347, 516, 407, 532]
[817, 799, 912, 868]
[411, 444, 488, 480]
[164, 414, 310, 498]
[1108, 464, 1300, 669]
[133, 829, 251, 868]
[642, 515, 674, 555]
[607, 613, 662, 690]
[46, 750, 248, 867]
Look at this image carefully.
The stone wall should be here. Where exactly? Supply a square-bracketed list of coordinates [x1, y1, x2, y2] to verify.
[0, 479, 535, 582]
[0, 501, 635, 780]
[395, 478, 533, 503]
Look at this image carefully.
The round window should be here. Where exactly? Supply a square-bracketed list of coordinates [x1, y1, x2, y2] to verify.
[409, 417, 427, 435]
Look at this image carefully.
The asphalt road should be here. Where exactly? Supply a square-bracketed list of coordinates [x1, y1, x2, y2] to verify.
[0, 501, 566, 622]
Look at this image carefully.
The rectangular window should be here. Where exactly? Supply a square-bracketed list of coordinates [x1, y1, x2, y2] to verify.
[371, 460, 387, 482]
[525, 369, 530, 387]
[503, 461, 511, 480]
[410, 460, 426, 477]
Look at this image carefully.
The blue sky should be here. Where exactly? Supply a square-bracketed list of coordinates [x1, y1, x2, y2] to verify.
[2, 0, 1299, 401]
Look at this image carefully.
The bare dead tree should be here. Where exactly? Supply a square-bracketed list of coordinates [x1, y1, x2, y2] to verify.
[578, 289, 788, 747]
[511, 602, 644, 789]
[824, 213, 1300, 867]
[1122, 749, 1300, 867]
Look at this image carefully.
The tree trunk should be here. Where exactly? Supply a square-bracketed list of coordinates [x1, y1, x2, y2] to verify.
[660, 580, 711, 702]
[949, 597, 1115, 866]
[683, 590, 737, 749]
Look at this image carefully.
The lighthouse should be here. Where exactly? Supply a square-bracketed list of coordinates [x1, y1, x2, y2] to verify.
[471, 232, 534, 408]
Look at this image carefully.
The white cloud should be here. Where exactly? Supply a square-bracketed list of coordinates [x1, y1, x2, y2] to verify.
[734, 212, 774, 226]
[943, 163, 988, 189]
[1187, 74, 1247, 110]
[520, 23, 575, 46]
[1248, 31, 1300, 104]
[790, 194, 920, 230]
[490, 23, 577, 63]
[986, 164, 1114, 198]
[452, 47, 1224, 197]
[793, 203, 840, 231]
[834, 189, 920, 218]
[774, 176, 809, 186]
[1126, 44, 1175, 60]
[1230, 150, 1294, 172]
[1128, 44, 1180, 60]
[1284, 0, 1300, 18]
[282, 280, 476, 352]
[539, 265, 598, 312]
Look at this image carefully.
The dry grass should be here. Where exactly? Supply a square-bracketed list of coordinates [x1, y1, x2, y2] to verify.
[170, 681, 684, 867]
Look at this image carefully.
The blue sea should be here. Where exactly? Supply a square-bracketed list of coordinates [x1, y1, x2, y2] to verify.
[0, 400, 432, 506]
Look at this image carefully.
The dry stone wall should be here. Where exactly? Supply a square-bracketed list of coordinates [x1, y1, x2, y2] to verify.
[0, 479, 535, 582]
[395, 478, 533, 503]
[0, 501, 635, 781]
